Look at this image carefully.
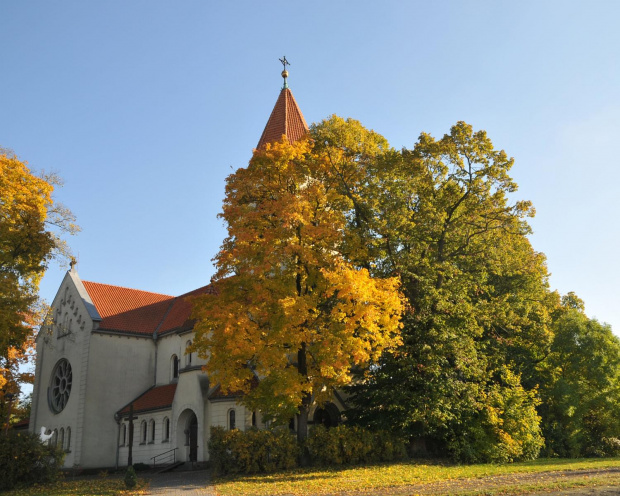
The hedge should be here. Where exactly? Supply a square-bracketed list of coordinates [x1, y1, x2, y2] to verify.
[0, 431, 65, 490]
[208, 424, 407, 475]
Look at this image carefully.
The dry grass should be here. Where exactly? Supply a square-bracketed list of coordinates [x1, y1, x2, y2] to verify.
[2, 476, 149, 496]
[212, 457, 620, 496]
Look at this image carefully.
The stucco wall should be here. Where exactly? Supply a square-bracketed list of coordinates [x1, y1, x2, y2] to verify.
[79, 332, 155, 468]
[117, 409, 173, 467]
[154, 332, 206, 386]
[30, 273, 94, 468]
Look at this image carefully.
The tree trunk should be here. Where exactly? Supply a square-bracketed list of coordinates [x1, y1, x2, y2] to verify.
[297, 342, 311, 443]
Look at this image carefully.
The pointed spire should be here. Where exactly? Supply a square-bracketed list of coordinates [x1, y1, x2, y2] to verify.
[256, 58, 309, 149]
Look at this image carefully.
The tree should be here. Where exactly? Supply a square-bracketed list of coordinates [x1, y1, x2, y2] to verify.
[192, 136, 404, 441]
[537, 293, 620, 457]
[0, 149, 79, 416]
[346, 122, 549, 461]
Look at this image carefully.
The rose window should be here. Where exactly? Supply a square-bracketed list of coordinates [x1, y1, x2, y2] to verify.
[50, 359, 72, 413]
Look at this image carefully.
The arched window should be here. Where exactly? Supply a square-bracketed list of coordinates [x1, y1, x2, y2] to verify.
[252, 411, 257, 427]
[66, 427, 71, 451]
[121, 424, 127, 446]
[163, 417, 170, 441]
[140, 420, 147, 444]
[185, 340, 192, 367]
[228, 409, 236, 430]
[59, 428, 65, 450]
[171, 355, 179, 380]
[52, 429, 58, 448]
[149, 419, 155, 443]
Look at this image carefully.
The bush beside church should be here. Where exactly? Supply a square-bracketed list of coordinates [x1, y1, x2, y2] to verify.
[208, 425, 407, 475]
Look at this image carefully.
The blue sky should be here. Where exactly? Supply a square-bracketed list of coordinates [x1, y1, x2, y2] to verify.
[2, 1, 619, 335]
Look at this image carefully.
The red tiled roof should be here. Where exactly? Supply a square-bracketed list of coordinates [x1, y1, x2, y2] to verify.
[158, 285, 216, 336]
[82, 281, 216, 336]
[83, 281, 174, 335]
[256, 88, 309, 149]
[118, 384, 177, 415]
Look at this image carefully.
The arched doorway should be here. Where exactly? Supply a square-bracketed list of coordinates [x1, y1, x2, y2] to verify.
[176, 409, 198, 462]
[188, 414, 198, 462]
[313, 402, 341, 428]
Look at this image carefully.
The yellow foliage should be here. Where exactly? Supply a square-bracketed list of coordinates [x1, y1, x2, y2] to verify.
[0, 150, 78, 403]
[192, 137, 404, 423]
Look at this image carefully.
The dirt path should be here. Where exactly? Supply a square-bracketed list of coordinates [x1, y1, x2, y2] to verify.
[338, 467, 620, 495]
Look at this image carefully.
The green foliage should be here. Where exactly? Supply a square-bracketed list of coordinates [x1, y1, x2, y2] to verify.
[209, 426, 299, 475]
[208, 424, 406, 474]
[537, 305, 620, 458]
[342, 119, 551, 463]
[0, 431, 65, 491]
[445, 369, 544, 463]
[305, 425, 407, 466]
[123, 465, 137, 488]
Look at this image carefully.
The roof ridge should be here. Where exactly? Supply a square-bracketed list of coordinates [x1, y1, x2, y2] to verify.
[82, 280, 174, 298]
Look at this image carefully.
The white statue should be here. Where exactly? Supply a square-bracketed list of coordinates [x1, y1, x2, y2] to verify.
[39, 426, 53, 443]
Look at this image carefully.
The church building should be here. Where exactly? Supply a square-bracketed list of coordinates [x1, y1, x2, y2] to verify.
[29, 67, 345, 469]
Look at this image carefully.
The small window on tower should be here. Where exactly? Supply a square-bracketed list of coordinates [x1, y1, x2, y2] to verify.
[185, 340, 192, 367]
[171, 355, 179, 380]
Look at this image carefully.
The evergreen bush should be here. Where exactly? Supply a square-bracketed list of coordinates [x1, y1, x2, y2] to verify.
[0, 431, 65, 491]
[124, 465, 137, 488]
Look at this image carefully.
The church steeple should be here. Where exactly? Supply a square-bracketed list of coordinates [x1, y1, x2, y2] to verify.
[256, 57, 309, 149]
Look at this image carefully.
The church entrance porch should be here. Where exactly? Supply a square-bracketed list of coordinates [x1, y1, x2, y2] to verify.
[177, 409, 199, 462]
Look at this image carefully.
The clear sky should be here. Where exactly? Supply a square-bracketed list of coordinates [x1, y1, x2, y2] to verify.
[2, 1, 619, 335]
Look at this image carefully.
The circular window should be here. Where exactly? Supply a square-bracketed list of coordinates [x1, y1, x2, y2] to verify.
[49, 359, 72, 413]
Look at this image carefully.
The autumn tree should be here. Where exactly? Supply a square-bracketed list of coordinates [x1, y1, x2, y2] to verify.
[345, 122, 549, 462]
[0, 149, 79, 423]
[192, 137, 404, 441]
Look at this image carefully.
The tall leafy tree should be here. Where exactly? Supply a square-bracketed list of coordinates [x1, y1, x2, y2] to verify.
[0, 149, 79, 414]
[192, 137, 403, 440]
[537, 293, 620, 457]
[346, 122, 549, 462]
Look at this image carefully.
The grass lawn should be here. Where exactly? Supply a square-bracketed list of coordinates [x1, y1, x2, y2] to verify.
[1, 476, 149, 496]
[213, 457, 620, 496]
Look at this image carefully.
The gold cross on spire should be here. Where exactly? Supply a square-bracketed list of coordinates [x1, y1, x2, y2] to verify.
[279, 56, 290, 89]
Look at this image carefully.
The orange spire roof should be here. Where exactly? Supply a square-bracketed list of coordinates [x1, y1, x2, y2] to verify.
[256, 87, 309, 149]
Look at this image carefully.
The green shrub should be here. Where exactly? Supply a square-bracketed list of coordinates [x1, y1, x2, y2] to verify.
[124, 465, 137, 488]
[0, 431, 65, 491]
[306, 425, 407, 466]
[209, 426, 299, 476]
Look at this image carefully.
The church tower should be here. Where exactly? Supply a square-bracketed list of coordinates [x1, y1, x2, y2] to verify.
[256, 57, 308, 149]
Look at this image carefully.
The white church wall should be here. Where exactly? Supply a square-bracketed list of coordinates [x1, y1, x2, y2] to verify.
[172, 368, 207, 462]
[30, 273, 94, 469]
[154, 331, 207, 386]
[209, 399, 248, 431]
[79, 333, 155, 468]
[117, 409, 172, 467]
